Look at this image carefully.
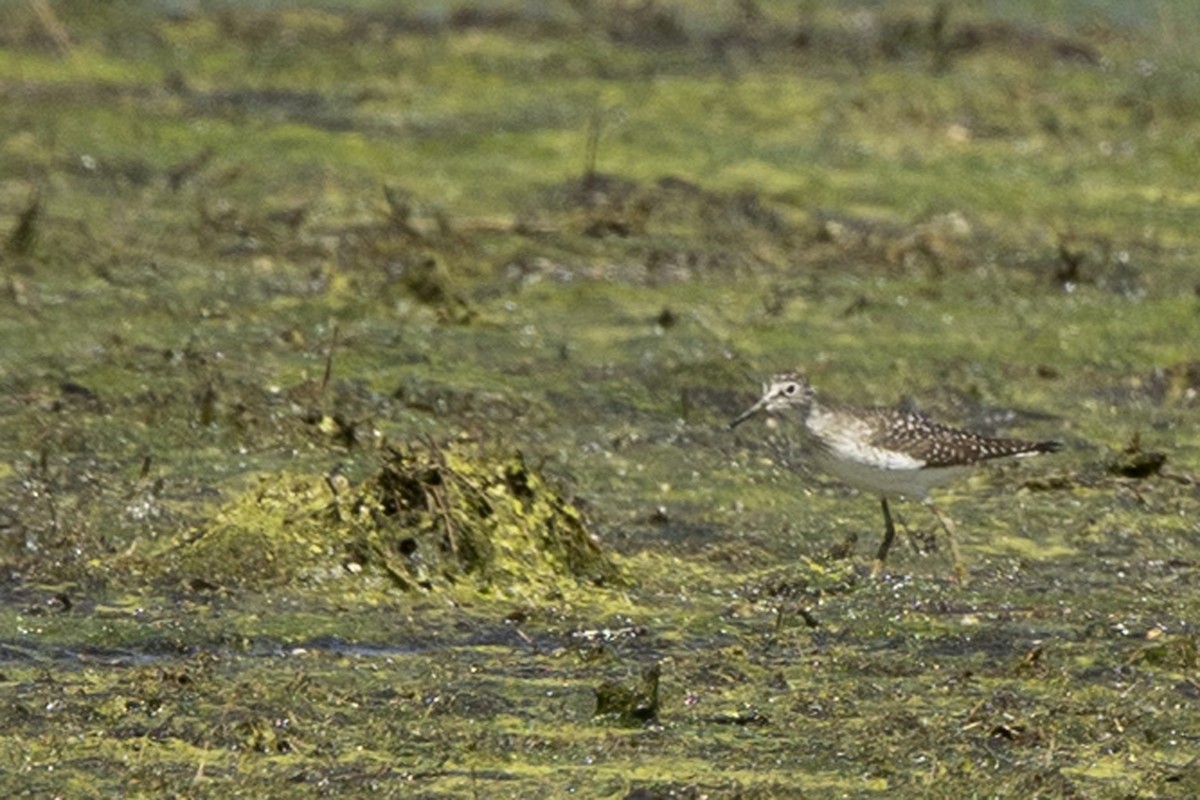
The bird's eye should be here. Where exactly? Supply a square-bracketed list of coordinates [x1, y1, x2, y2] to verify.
[784, 384, 797, 395]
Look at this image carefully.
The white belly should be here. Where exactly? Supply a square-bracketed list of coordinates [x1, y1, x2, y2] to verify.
[814, 450, 965, 499]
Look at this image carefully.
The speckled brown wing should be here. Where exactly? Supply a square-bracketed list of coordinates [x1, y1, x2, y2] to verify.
[865, 408, 1062, 468]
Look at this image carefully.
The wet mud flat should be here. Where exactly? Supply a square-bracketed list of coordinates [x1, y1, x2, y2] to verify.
[2, 1, 1200, 796]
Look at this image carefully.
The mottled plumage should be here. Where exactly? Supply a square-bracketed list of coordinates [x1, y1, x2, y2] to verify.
[864, 408, 1059, 468]
[729, 371, 1062, 579]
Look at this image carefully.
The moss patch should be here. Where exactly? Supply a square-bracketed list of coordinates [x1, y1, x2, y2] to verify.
[348, 440, 619, 595]
[155, 440, 618, 600]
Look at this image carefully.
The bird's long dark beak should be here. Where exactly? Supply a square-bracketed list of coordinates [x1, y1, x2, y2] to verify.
[728, 397, 767, 430]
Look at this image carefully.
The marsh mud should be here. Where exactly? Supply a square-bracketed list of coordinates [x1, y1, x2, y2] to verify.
[2, 1, 1200, 796]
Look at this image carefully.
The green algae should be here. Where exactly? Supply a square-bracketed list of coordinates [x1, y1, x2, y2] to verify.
[342, 440, 616, 594]
[2, 0, 1200, 797]
[133, 439, 618, 604]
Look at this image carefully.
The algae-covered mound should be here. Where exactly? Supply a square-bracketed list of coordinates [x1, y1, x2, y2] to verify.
[349, 441, 619, 594]
[166, 440, 618, 598]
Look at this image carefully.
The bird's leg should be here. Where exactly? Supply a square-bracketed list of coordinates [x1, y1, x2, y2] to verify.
[871, 496, 897, 577]
[895, 510, 939, 556]
[925, 500, 967, 584]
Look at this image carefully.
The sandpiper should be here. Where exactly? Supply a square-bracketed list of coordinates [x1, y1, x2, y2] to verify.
[729, 371, 1061, 580]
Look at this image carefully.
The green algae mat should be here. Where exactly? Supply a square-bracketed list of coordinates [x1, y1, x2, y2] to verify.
[2, 1, 1200, 796]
